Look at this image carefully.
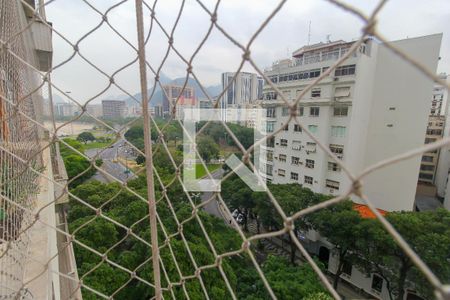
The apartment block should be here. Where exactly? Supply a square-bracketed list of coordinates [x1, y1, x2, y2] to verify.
[220, 72, 264, 124]
[86, 103, 103, 117]
[162, 84, 195, 118]
[102, 100, 126, 118]
[430, 73, 450, 209]
[54, 102, 80, 117]
[259, 35, 442, 212]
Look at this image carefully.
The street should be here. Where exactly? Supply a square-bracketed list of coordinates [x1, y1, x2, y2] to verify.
[200, 168, 225, 218]
[85, 139, 136, 183]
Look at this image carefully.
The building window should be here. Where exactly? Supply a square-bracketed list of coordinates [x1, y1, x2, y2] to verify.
[292, 140, 301, 151]
[283, 124, 289, 131]
[265, 91, 278, 100]
[326, 179, 340, 190]
[304, 176, 313, 185]
[266, 164, 273, 176]
[291, 172, 299, 180]
[311, 88, 321, 98]
[306, 142, 316, 153]
[267, 137, 275, 148]
[426, 129, 442, 135]
[335, 86, 351, 98]
[298, 106, 304, 116]
[329, 144, 344, 157]
[296, 89, 304, 97]
[294, 124, 302, 132]
[371, 274, 383, 294]
[334, 106, 348, 116]
[291, 156, 300, 165]
[267, 107, 276, 118]
[420, 165, 435, 171]
[282, 107, 289, 116]
[310, 107, 320, 117]
[331, 126, 346, 138]
[278, 169, 286, 177]
[421, 155, 433, 162]
[266, 121, 275, 133]
[425, 138, 436, 144]
[419, 173, 434, 180]
[279, 154, 287, 162]
[328, 162, 341, 172]
[280, 139, 288, 147]
[305, 159, 314, 169]
[308, 125, 318, 133]
[335, 64, 356, 76]
[266, 150, 273, 162]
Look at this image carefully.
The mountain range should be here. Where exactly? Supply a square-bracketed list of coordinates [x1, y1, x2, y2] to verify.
[121, 73, 222, 107]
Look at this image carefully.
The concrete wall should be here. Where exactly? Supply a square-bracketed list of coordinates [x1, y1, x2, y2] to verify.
[361, 34, 442, 211]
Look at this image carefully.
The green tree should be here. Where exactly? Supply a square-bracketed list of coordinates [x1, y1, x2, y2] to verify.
[135, 154, 145, 165]
[197, 136, 219, 162]
[77, 131, 96, 144]
[356, 209, 450, 300]
[308, 200, 364, 289]
[241, 255, 330, 300]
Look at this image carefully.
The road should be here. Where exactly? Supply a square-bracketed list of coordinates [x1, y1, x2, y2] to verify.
[85, 140, 136, 183]
[200, 169, 225, 218]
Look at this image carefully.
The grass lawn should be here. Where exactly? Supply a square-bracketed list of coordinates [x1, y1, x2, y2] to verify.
[83, 141, 113, 150]
[195, 164, 221, 178]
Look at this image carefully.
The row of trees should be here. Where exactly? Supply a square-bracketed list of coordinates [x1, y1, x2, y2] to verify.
[67, 176, 332, 299]
[221, 175, 450, 300]
[125, 121, 254, 163]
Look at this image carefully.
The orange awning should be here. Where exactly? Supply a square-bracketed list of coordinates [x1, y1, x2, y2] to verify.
[353, 204, 387, 219]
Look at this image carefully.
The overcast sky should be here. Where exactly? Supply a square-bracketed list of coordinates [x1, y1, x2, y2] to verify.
[45, 0, 450, 104]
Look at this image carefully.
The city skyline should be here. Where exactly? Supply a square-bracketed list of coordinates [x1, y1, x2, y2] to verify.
[45, 0, 450, 103]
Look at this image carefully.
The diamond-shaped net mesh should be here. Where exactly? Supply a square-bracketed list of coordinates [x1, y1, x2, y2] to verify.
[0, 0, 449, 299]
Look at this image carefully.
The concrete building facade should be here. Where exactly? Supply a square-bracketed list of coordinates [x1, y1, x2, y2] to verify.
[259, 35, 442, 212]
[220, 72, 264, 123]
[86, 103, 103, 117]
[102, 100, 126, 118]
[162, 84, 195, 118]
[429, 73, 450, 209]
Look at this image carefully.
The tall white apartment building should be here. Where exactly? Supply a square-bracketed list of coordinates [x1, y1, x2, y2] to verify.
[220, 72, 264, 123]
[431, 73, 450, 209]
[259, 35, 442, 212]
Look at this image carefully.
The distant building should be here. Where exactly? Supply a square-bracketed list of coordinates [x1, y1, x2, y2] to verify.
[102, 100, 126, 118]
[154, 105, 164, 118]
[428, 73, 450, 209]
[54, 102, 80, 117]
[86, 104, 103, 117]
[220, 72, 263, 123]
[162, 85, 195, 117]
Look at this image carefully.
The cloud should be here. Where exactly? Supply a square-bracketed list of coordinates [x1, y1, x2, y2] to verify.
[45, 0, 449, 103]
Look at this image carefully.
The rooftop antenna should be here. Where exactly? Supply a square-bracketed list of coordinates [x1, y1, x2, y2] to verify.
[326, 34, 331, 43]
[307, 21, 311, 45]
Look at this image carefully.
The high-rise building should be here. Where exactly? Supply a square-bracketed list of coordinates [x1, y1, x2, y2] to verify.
[259, 35, 442, 212]
[54, 102, 80, 117]
[102, 100, 126, 118]
[86, 104, 103, 117]
[161, 84, 195, 118]
[220, 72, 263, 123]
[428, 73, 450, 209]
